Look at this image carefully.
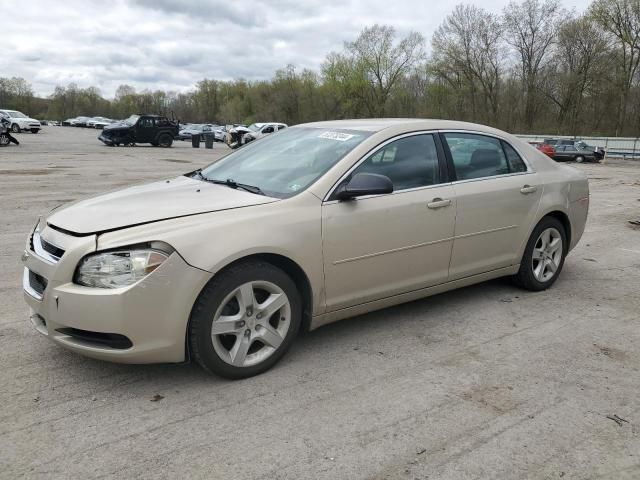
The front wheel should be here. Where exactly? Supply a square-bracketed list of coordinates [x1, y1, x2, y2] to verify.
[513, 217, 567, 291]
[575, 156, 584, 163]
[158, 133, 173, 148]
[31, 129, 39, 134]
[189, 261, 302, 379]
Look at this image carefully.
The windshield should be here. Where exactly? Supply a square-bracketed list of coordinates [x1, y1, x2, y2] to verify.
[200, 127, 371, 198]
[123, 114, 140, 126]
[248, 123, 262, 132]
[8, 111, 27, 118]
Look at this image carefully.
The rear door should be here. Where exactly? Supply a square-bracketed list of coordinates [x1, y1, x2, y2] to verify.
[440, 132, 543, 280]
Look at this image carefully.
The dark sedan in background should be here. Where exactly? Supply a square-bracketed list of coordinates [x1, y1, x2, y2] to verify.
[552, 143, 598, 163]
[544, 138, 605, 161]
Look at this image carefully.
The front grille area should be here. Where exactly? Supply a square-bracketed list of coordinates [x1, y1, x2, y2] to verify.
[31, 230, 65, 262]
[29, 270, 48, 296]
[56, 328, 133, 350]
[40, 237, 65, 259]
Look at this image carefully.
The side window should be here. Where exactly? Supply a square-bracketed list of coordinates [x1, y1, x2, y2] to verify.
[278, 125, 286, 131]
[140, 117, 154, 128]
[262, 126, 274, 134]
[502, 141, 527, 172]
[443, 133, 509, 180]
[350, 134, 441, 191]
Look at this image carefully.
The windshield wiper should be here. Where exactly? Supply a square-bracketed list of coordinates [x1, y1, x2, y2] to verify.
[189, 170, 265, 196]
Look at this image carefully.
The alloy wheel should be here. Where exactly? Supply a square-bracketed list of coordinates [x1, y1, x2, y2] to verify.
[211, 281, 291, 367]
[532, 227, 563, 282]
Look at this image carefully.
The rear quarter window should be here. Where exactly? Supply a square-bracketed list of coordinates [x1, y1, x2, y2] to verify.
[502, 141, 528, 173]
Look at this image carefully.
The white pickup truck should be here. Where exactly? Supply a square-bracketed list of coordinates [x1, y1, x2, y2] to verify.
[0, 109, 41, 133]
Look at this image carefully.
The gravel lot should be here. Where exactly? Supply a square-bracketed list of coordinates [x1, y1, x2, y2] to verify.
[1, 127, 639, 479]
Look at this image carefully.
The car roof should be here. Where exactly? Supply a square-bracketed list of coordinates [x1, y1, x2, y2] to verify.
[297, 118, 509, 133]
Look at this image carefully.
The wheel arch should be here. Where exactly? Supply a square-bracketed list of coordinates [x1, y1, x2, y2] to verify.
[544, 210, 572, 252]
[185, 252, 314, 362]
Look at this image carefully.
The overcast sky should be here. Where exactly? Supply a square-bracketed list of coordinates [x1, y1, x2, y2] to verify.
[4, 0, 592, 98]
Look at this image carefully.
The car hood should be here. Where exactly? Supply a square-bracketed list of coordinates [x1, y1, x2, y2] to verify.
[18, 116, 39, 123]
[47, 176, 278, 235]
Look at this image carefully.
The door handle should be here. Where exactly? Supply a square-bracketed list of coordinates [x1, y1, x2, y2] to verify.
[520, 185, 537, 194]
[427, 198, 451, 209]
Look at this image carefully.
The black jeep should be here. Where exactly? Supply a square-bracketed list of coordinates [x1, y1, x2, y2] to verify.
[98, 114, 179, 147]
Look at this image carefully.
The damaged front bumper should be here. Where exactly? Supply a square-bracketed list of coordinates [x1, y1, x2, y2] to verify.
[22, 223, 212, 364]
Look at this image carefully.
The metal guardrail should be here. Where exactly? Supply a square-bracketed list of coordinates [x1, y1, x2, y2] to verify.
[515, 134, 640, 159]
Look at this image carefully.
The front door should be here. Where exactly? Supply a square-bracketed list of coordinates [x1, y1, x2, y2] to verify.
[322, 133, 456, 312]
[440, 132, 543, 280]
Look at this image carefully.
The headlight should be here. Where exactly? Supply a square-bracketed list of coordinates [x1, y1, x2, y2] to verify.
[75, 249, 169, 288]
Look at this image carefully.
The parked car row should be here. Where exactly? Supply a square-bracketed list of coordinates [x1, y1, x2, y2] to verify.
[529, 138, 605, 163]
[62, 116, 116, 129]
[177, 124, 216, 141]
[0, 109, 41, 133]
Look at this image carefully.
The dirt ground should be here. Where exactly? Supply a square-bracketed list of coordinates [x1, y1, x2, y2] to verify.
[0, 126, 639, 479]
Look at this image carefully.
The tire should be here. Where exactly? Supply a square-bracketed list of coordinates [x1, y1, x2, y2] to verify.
[31, 129, 39, 134]
[158, 133, 173, 148]
[575, 156, 584, 163]
[11, 124, 20, 133]
[0, 134, 9, 146]
[189, 261, 302, 379]
[513, 216, 567, 291]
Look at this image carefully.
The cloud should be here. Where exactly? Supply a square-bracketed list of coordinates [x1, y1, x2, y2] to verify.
[1, 0, 593, 98]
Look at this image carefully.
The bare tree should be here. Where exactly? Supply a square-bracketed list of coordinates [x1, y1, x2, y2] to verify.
[590, 0, 640, 136]
[343, 25, 426, 116]
[503, 0, 566, 131]
[432, 4, 504, 124]
[545, 15, 610, 134]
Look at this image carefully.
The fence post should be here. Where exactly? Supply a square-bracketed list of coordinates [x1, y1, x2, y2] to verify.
[633, 138, 638, 160]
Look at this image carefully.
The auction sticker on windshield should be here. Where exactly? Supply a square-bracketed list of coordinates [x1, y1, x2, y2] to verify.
[318, 131, 356, 141]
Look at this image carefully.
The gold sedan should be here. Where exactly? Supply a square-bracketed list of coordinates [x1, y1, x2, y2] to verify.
[22, 119, 589, 378]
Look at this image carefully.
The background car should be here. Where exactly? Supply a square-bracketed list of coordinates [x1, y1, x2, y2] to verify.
[0, 109, 41, 133]
[552, 143, 598, 163]
[244, 122, 287, 141]
[87, 117, 114, 129]
[213, 124, 245, 142]
[98, 114, 179, 147]
[177, 124, 214, 141]
[529, 141, 555, 158]
[69, 116, 92, 127]
[544, 138, 605, 160]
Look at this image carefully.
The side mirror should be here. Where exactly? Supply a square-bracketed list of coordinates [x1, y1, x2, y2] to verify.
[336, 173, 393, 201]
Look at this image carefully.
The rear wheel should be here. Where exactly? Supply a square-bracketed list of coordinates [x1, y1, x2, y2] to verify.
[513, 217, 566, 291]
[575, 156, 584, 163]
[11, 124, 20, 133]
[189, 261, 301, 379]
[31, 129, 39, 134]
[158, 133, 173, 148]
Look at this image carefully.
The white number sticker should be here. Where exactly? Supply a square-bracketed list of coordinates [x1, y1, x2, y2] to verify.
[318, 131, 355, 141]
